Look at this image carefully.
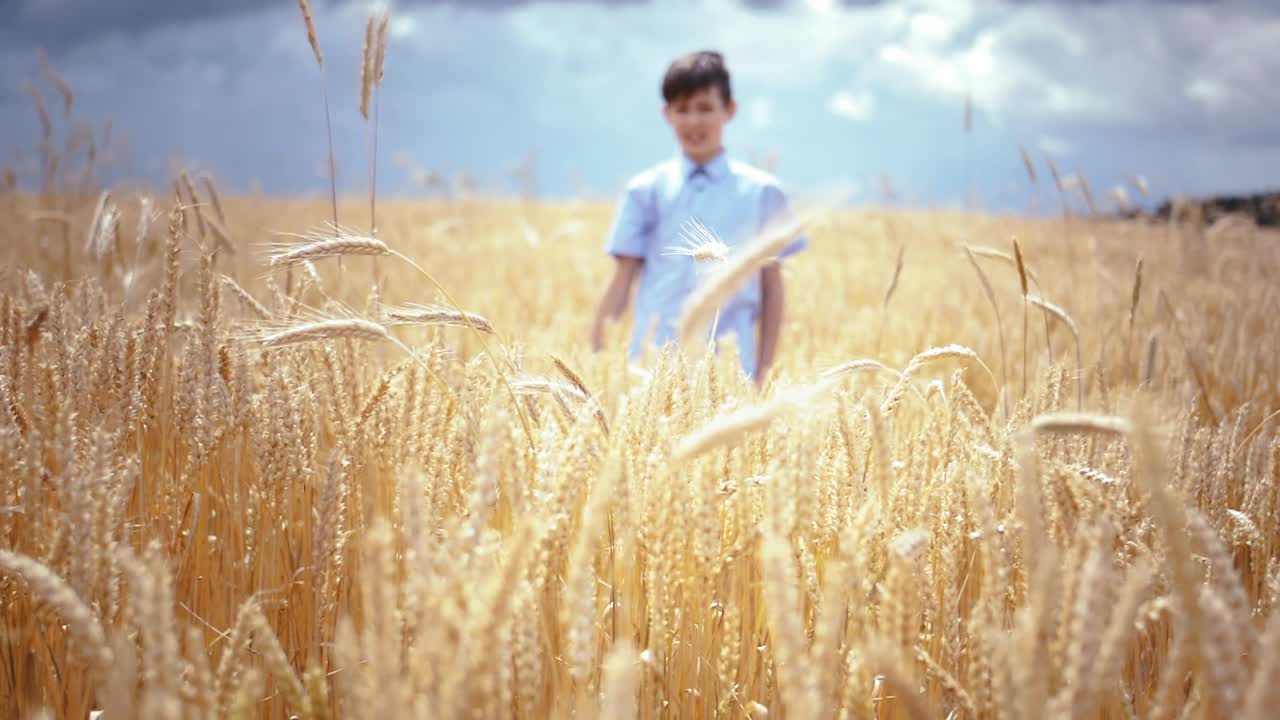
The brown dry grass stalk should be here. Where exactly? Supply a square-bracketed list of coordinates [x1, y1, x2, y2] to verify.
[1018, 144, 1037, 185]
[1159, 290, 1218, 423]
[296, 0, 323, 66]
[36, 49, 73, 116]
[1013, 238, 1032, 395]
[200, 175, 228, 225]
[1127, 256, 1144, 382]
[876, 244, 905, 354]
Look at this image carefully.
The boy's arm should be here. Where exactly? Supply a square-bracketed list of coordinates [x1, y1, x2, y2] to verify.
[755, 181, 806, 386]
[591, 256, 643, 352]
[756, 262, 784, 386]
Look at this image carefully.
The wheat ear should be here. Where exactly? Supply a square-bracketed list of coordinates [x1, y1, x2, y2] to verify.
[876, 244, 905, 354]
[677, 207, 817, 345]
[255, 315, 468, 434]
[673, 379, 833, 461]
[260, 318, 389, 348]
[881, 344, 996, 416]
[0, 550, 114, 689]
[383, 303, 494, 334]
[294, 0, 338, 233]
[1026, 294, 1082, 409]
[964, 245, 1010, 419]
[1030, 411, 1132, 437]
[269, 234, 390, 266]
[220, 275, 271, 319]
[1013, 238, 1031, 395]
[1126, 256, 1143, 382]
[550, 353, 610, 437]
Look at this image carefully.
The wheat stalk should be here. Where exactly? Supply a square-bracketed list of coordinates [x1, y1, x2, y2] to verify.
[200, 175, 228, 224]
[1013, 238, 1033, 393]
[673, 379, 833, 461]
[1127, 256, 1143, 382]
[1030, 411, 1132, 437]
[550, 353, 609, 437]
[876, 244, 905, 354]
[36, 49, 73, 115]
[0, 550, 114, 690]
[260, 318, 389, 348]
[359, 15, 375, 122]
[965, 246, 1041, 286]
[220, 275, 271, 319]
[881, 344, 995, 416]
[383, 303, 494, 334]
[1026, 294, 1082, 409]
[268, 233, 391, 266]
[677, 207, 817, 345]
[296, 0, 323, 65]
[963, 245, 1010, 419]
[821, 358, 898, 382]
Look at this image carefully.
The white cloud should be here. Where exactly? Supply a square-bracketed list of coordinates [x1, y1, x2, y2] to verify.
[503, 0, 906, 88]
[828, 90, 874, 122]
[909, 13, 950, 46]
[868, 0, 1280, 135]
[389, 15, 417, 39]
[1037, 135, 1073, 157]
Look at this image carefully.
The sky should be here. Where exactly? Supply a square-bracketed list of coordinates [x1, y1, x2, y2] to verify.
[2, 0, 1279, 213]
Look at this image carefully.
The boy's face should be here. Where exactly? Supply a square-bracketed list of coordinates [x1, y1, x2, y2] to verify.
[663, 87, 736, 164]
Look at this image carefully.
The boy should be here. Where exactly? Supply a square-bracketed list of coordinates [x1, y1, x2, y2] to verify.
[589, 50, 808, 386]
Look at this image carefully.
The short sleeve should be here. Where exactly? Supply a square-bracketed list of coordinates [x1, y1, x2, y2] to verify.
[760, 182, 809, 259]
[604, 180, 652, 259]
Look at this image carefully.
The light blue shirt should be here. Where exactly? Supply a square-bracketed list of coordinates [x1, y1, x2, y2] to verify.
[603, 149, 808, 381]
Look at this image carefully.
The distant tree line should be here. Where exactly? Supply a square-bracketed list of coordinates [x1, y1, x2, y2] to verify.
[1145, 190, 1280, 227]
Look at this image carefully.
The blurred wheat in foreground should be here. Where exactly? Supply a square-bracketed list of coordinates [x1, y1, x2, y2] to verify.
[0, 188, 1278, 720]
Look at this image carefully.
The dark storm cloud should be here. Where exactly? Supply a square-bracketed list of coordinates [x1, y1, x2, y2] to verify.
[0, 0, 279, 52]
[0, 0, 888, 53]
[0, 0, 649, 53]
[3, 0, 1276, 205]
[2, 0, 1236, 55]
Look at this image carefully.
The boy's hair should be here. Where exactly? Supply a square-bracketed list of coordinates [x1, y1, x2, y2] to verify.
[662, 50, 732, 105]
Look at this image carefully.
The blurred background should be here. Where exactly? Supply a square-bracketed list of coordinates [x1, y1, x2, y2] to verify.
[2, 0, 1278, 214]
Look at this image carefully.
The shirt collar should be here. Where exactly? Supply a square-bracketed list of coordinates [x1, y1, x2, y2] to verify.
[681, 149, 729, 182]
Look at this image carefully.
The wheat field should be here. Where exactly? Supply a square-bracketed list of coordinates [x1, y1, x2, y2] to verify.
[0, 181, 1277, 720]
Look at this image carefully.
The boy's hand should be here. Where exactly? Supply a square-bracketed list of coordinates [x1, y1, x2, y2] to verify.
[591, 257, 643, 352]
[756, 263, 784, 385]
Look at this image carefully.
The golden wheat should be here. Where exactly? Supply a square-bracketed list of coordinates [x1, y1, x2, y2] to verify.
[2, 186, 1278, 720]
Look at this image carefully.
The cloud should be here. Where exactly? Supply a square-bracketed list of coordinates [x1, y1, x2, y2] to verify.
[866, 1, 1280, 140]
[0, 0, 828, 54]
[0, 0, 286, 53]
[829, 90, 874, 121]
[2, 0, 1277, 207]
[1037, 135, 1073, 157]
